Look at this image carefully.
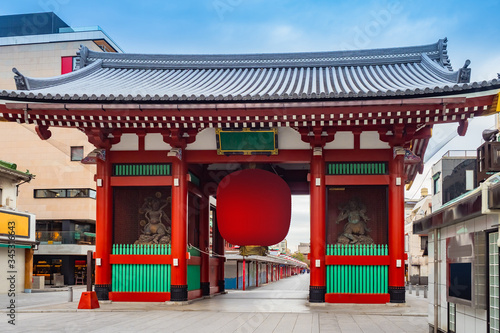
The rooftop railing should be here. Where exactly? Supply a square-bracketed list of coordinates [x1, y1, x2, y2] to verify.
[59, 26, 103, 33]
[442, 150, 477, 158]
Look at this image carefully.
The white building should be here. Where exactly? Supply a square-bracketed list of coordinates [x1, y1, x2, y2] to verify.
[414, 172, 500, 332]
[0, 12, 122, 286]
[297, 242, 310, 255]
[271, 239, 288, 254]
[404, 188, 431, 285]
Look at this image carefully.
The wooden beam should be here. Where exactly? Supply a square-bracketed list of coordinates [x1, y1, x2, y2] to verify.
[325, 175, 390, 186]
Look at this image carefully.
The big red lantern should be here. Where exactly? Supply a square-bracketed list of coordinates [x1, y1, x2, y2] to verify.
[216, 169, 291, 246]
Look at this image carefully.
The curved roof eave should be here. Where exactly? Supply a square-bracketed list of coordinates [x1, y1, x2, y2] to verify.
[1, 79, 499, 105]
[7, 38, 491, 104]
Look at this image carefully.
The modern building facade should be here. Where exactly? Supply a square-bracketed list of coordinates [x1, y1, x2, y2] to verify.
[414, 173, 500, 332]
[0, 160, 36, 293]
[271, 240, 289, 254]
[0, 38, 499, 305]
[404, 188, 431, 285]
[0, 12, 122, 285]
[298, 242, 311, 255]
[431, 150, 477, 210]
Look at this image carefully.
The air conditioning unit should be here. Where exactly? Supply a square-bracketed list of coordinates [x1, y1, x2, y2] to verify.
[477, 141, 500, 183]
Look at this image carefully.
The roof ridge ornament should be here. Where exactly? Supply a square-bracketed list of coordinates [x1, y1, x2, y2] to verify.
[75, 45, 89, 70]
[12, 68, 28, 90]
[437, 37, 453, 71]
[458, 59, 471, 83]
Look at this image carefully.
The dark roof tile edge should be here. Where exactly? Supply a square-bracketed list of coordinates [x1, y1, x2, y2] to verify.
[24, 60, 103, 91]
[1, 79, 499, 104]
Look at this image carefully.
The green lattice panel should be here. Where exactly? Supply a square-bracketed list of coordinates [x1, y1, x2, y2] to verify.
[111, 244, 171, 292]
[113, 164, 171, 176]
[326, 244, 388, 294]
[327, 162, 388, 175]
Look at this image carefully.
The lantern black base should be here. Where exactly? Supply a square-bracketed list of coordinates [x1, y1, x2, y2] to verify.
[170, 285, 188, 302]
[309, 286, 326, 303]
[389, 286, 406, 303]
[95, 284, 110, 300]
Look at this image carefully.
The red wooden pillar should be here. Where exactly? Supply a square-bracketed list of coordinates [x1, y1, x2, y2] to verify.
[309, 148, 326, 302]
[266, 264, 269, 284]
[94, 150, 112, 300]
[388, 153, 405, 303]
[199, 193, 210, 296]
[170, 154, 188, 301]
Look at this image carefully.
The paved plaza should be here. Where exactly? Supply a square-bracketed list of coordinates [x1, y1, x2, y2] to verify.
[0, 274, 428, 332]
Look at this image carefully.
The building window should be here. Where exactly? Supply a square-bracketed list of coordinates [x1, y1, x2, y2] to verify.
[432, 172, 441, 194]
[34, 189, 96, 199]
[420, 236, 428, 250]
[71, 146, 84, 161]
[466, 169, 475, 191]
[421, 236, 428, 255]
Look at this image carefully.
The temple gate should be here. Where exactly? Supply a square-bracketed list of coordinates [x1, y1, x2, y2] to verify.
[1, 38, 499, 303]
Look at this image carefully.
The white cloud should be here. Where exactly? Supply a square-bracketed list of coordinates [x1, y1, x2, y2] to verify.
[472, 54, 500, 81]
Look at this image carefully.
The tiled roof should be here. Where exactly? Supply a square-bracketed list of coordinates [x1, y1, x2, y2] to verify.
[6, 38, 497, 103]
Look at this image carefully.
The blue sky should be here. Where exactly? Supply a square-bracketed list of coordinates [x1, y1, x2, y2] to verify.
[3, 0, 500, 80]
[3, 1, 500, 251]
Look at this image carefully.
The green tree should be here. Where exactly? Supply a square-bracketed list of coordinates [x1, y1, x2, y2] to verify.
[292, 252, 310, 265]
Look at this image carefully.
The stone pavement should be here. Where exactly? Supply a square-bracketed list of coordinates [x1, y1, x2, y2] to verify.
[0, 274, 429, 332]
